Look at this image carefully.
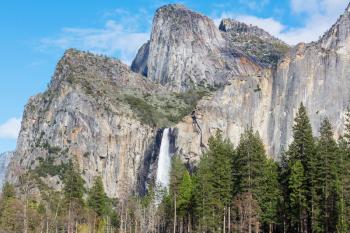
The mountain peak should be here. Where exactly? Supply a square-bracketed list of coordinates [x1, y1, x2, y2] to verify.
[320, 3, 350, 49]
[219, 18, 289, 66]
[219, 18, 283, 43]
[157, 3, 187, 11]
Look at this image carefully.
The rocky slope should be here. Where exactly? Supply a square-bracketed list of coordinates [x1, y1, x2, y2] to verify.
[219, 19, 289, 66]
[6, 3, 350, 198]
[7, 49, 205, 198]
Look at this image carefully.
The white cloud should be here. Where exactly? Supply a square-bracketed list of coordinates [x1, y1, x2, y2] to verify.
[239, 0, 270, 11]
[235, 15, 285, 36]
[285, 0, 349, 43]
[0, 118, 21, 140]
[40, 20, 149, 65]
[213, 0, 349, 45]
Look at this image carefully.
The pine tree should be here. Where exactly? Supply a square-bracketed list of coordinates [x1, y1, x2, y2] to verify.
[178, 170, 193, 215]
[233, 128, 266, 196]
[177, 170, 194, 233]
[257, 159, 281, 233]
[1, 182, 15, 200]
[169, 155, 186, 197]
[193, 152, 213, 232]
[278, 149, 292, 233]
[288, 103, 315, 168]
[336, 107, 350, 232]
[207, 132, 234, 232]
[314, 118, 339, 233]
[62, 160, 85, 203]
[289, 160, 307, 233]
[62, 160, 85, 233]
[88, 176, 109, 217]
[169, 155, 186, 233]
[287, 103, 315, 233]
[233, 128, 267, 232]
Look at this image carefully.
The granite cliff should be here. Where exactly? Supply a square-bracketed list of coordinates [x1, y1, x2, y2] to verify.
[6, 3, 350, 198]
[0, 152, 13, 188]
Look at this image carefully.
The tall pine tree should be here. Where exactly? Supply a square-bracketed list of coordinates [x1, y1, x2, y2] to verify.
[313, 118, 339, 233]
[194, 132, 234, 232]
[289, 160, 308, 233]
[233, 128, 267, 232]
[88, 176, 109, 217]
[286, 103, 315, 233]
[336, 107, 350, 232]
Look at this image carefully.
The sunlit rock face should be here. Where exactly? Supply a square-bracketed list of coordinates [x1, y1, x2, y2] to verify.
[174, 4, 350, 159]
[6, 3, 350, 199]
[7, 50, 159, 198]
[132, 4, 263, 92]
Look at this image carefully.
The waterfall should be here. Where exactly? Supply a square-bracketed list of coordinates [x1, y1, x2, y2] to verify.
[155, 128, 172, 190]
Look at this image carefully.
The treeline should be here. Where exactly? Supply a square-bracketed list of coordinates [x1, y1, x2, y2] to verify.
[0, 161, 118, 232]
[1, 103, 350, 233]
[152, 103, 350, 233]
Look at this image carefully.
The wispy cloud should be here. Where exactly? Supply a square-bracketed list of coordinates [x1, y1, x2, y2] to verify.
[0, 118, 21, 140]
[213, 0, 349, 45]
[40, 8, 152, 65]
[238, 0, 270, 11]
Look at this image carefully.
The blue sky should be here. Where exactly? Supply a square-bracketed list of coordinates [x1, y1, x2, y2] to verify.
[0, 0, 349, 153]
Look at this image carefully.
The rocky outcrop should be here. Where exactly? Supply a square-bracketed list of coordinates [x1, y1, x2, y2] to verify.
[219, 19, 290, 66]
[174, 4, 350, 159]
[7, 50, 160, 198]
[6, 49, 211, 198]
[132, 4, 262, 92]
[131, 41, 149, 77]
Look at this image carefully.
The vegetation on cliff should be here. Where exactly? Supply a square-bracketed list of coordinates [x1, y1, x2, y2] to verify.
[1, 104, 350, 233]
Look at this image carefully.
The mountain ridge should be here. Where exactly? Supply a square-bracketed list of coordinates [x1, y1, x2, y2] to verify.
[6, 3, 350, 199]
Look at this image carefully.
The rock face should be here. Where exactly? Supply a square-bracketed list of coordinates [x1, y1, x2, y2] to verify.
[174, 3, 350, 158]
[219, 19, 289, 66]
[0, 152, 13, 188]
[6, 49, 210, 198]
[7, 50, 159, 198]
[6, 3, 350, 198]
[132, 4, 262, 92]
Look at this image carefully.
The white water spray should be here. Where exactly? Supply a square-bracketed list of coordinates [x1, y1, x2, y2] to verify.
[155, 128, 172, 190]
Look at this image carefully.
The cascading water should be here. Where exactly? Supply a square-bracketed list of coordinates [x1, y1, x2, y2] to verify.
[155, 128, 172, 190]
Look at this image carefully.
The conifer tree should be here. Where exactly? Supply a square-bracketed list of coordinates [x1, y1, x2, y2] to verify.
[169, 155, 186, 233]
[193, 151, 213, 232]
[62, 160, 85, 232]
[314, 118, 339, 233]
[289, 160, 307, 233]
[88, 176, 109, 217]
[177, 170, 194, 233]
[178, 171, 193, 215]
[233, 128, 267, 232]
[169, 155, 186, 197]
[278, 149, 292, 233]
[62, 160, 85, 203]
[257, 159, 281, 233]
[336, 107, 350, 232]
[287, 103, 315, 233]
[1, 182, 15, 200]
[207, 132, 234, 232]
